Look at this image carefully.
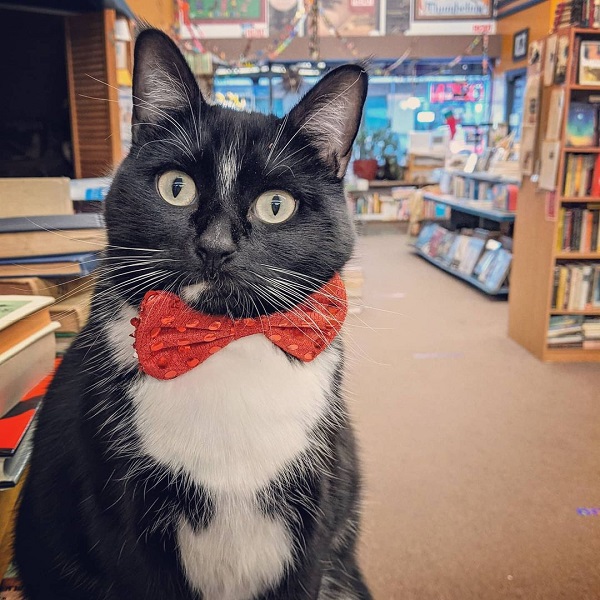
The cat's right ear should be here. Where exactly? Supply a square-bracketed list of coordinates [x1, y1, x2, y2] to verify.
[132, 29, 202, 141]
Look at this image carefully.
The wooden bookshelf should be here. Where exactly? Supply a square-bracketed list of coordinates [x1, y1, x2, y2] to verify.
[508, 26, 600, 363]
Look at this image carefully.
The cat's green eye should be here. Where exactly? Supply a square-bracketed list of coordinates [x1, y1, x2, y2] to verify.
[253, 191, 297, 224]
[157, 170, 197, 206]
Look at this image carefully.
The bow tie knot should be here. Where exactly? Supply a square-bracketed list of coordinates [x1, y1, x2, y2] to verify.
[132, 274, 347, 380]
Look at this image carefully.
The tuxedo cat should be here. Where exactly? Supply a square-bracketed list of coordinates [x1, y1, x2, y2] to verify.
[15, 29, 371, 600]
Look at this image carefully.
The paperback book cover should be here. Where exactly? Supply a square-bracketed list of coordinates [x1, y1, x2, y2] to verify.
[579, 40, 600, 86]
[565, 103, 598, 147]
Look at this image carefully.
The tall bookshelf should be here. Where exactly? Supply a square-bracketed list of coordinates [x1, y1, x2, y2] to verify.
[509, 26, 600, 362]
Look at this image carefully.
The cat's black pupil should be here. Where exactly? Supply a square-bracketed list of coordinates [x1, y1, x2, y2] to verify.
[172, 177, 184, 198]
[271, 195, 282, 216]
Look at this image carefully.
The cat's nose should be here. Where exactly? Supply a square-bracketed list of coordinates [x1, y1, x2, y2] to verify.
[194, 244, 235, 269]
[194, 217, 236, 270]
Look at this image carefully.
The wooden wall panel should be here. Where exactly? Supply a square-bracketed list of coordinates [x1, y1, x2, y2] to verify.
[65, 10, 120, 178]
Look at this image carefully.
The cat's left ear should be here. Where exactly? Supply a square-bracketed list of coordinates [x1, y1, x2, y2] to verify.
[288, 64, 368, 178]
[132, 29, 202, 141]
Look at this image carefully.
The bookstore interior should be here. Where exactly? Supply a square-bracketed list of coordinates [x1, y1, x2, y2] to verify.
[1, 0, 600, 598]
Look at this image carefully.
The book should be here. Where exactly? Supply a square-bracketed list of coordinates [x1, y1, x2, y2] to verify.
[483, 248, 512, 292]
[0, 229, 106, 260]
[49, 290, 92, 334]
[566, 103, 598, 146]
[0, 178, 72, 219]
[579, 40, 600, 86]
[0, 253, 99, 277]
[0, 367, 56, 489]
[0, 214, 104, 234]
[0, 214, 105, 260]
[0, 275, 94, 301]
[0, 322, 58, 420]
[0, 296, 54, 356]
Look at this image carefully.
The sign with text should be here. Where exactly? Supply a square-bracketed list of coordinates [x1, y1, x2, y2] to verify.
[429, 82, 485, 104]
[414, 0, 492, 20]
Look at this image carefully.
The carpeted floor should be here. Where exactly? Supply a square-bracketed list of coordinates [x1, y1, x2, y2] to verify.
[346, 229, 600, 600]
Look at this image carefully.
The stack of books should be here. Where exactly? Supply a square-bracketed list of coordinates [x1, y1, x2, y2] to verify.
[0, 178, 105, 351]
[553, 0, 600, 29]
[583, 317, 600, 348]
[548, 315, 600, 348]
[342, 261, 364, 315]
[0, 296, 59, 490]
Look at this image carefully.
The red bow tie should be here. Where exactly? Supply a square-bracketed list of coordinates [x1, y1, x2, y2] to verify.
[132, 274, 347, 380]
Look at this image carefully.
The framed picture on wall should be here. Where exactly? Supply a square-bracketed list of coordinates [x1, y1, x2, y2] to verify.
[513, 28, 529, 62]
[413, 0, 492, 20]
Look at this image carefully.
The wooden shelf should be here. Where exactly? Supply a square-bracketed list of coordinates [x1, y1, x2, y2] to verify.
[353, 214, 406, 222]
[413, 248, 509, 296]
[543, 347, 600, 362]
[569, 84, 600, 91]
[447, 170, 521, 185]
[554, 252, 600, 259]
[423, 192, 516, 222]
[561, 196, 600, 203]
[563, 147, 600, 153]
[549, 309, 600, 315]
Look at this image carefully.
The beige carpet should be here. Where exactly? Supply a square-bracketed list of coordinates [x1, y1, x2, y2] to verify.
[346, 229, 600, 600]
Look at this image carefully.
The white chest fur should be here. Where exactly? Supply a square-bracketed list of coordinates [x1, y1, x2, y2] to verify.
[106, 309, 340, 599]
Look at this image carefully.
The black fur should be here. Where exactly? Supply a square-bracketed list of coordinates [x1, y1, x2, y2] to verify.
[15, 29, 371, 600]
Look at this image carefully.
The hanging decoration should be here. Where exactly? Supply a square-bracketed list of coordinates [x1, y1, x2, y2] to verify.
[318, 8, 360, 58]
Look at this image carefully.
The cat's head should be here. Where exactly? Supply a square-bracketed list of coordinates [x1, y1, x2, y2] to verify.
[104, 29, 367, 317]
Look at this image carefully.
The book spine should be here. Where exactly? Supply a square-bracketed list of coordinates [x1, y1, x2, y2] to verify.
[564, 209, 573, 251]
[558, 207, 566, 252]
[592, 154, 600, 196]
[552, 266, 561, 308]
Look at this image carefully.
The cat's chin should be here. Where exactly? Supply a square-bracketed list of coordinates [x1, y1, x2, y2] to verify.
[181, 281, 211, 304]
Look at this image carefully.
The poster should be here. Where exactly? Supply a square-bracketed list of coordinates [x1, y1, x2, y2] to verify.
[413, 0, 492, 20]
[539, 140, 561, 191]
[386, 0, 410, 34]
[318, 0, 380, 36]
[183, 0, 268, 38]
[544, 34, 558, 86]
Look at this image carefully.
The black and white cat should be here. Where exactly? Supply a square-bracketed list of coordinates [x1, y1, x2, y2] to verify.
[15, 29, 371, 600]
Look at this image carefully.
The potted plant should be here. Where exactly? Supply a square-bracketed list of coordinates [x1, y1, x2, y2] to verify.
[352, 128, 378, 181]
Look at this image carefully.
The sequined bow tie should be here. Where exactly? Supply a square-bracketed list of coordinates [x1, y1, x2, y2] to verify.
[132, 274, 347, 380]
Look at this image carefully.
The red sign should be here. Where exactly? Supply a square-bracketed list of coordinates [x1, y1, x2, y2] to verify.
[429, 82, 485, 104]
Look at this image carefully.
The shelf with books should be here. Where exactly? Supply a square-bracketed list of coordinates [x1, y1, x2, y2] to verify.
[413, 223, 511, 297]
[414, 248, 509, 296]
[446, 170, 521, 186]
[509, 26, 600, 362]
[422, 192, 516, 223]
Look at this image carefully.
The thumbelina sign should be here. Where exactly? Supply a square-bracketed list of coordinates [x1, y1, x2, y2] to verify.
[413, 0, 493, 20]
